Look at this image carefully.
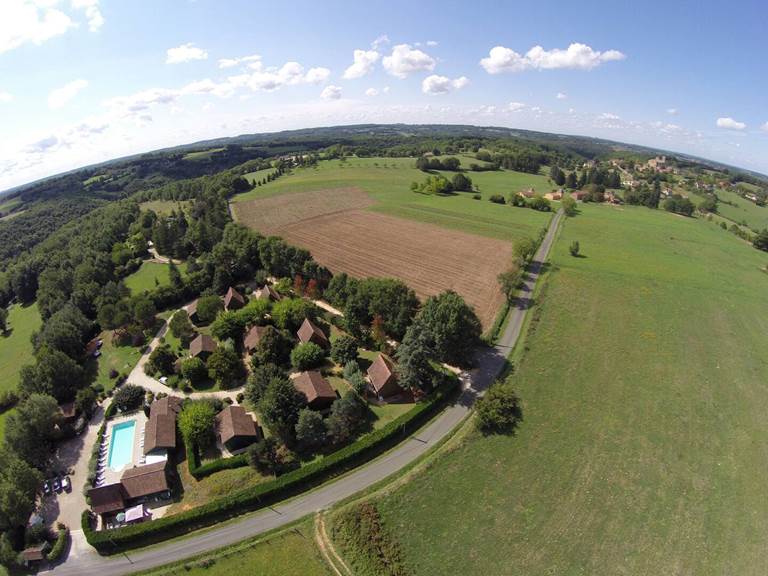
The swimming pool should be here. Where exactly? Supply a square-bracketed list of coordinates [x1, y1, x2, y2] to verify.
[108, 420, 136, 470]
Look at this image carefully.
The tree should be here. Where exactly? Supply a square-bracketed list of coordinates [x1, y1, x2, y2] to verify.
[237, 299, 270, 326]
[146, 344, 177, 376]
[326, 392, 366, 444]
[565, 171, 577, 189]
[34, 303, 91, 360]
[245, 363, 285, 405]
[451, 173, 473, 192]
[168, 261, 184, 289]
[0, 446, 43, 528]
[528, 195, 552, 212]
[395, 322, 434, 392]
[291, 342, 326, 371]
[195, 295, 223, 325]
[4, 394, 58, 468]
[331, 334, 358, 365]
[112, 384, 145, 412]
[207, 347, 245, 388]
[250, 325, 292, 367]
[271, 298, 317, 332]
[561, 196, 577, 217]
[295, 408, 327, 449]
[19, 347, 84, 402]
[753, 229, 768, 252]
[475, 382, 521, 434]
[569, 240, 580, 257]
[246, 437, 281, 474]
[259, 376, 306, 440]
[210, 311, 246, 342]
[133, 296, 157, 328]
[415, 291, 482, 367]
[75, 386, 97, 419]
[181, 357, 208, 387]
[513, 237, 537, 262]
[343, 360, 367, 395]
[178, 401, 216, 450]
[0, 307, 6, 333]
[169, 310, 195, 345]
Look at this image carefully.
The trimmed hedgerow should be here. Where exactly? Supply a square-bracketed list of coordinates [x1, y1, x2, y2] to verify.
[83, 377, 458, 553]
[46, 527, 69, 562]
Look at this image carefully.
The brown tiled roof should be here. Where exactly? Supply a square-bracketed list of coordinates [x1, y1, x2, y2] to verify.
[224, 287, 245, 309]
[293, 371, 336, 404]
[243, 325, 268, 351]
[367, 354, 397, 394]
[254, 285, 280, 302]
[187, 299, 198, 316]
[143, 413, 176, 454]
[88, 483, 126, 515]
[149, 396, 183, 418]
[190, 334, 216, 357]
[121, 461, 169, 499]
[297, 318, 329, 347]
[21, 542, 50, 562]
[215, 405, 257, 444]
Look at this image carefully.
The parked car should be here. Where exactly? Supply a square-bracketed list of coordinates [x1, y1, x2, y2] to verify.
[61, 476, 71, 492]
[42, 480, 52, 496]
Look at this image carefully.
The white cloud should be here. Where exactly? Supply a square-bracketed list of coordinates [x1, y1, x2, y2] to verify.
[218, 53, 261, 69]
[599, 112, 620, 120]
[0, 0, 74, 54]
[426, 40, 438, 47]
[480, 43, 625, 74]
[382, 44, 436, 78]
[305, 67, 331, 84]
[371, 34, 389, 50]
[71, 0, 103, 32]
[667, 108, 678, 115]
[556, 92, 567, 100]
[320, 85, 342, 100]
[421, 75, 469, 95]
[0, 91, 12, 102]
[761, 122, 768, 133]
[507, 101, 526, 112]
[365, 87, 379, 97]
[716, 117, 746, 130]
[48, 78, 88, 109]
[166, 43, 208, 64]
[247, 62, 330, 91]
[343, 49, 380, 79]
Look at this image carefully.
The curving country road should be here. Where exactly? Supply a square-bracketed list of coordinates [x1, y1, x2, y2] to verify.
[48, 209, 563, 576]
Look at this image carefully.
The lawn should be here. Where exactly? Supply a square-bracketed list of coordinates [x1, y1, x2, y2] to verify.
[370, 204, 768, 576]
[0, 302, 42, 395]
[124, 261, 187, 295]
[139, 200, 191, 216]
[232, 157, 552, 243]
[243, 167, 277, 184]
[139, 519, 329, 576]
[87, 330, 143, 393]
[713, 187, 768, 230]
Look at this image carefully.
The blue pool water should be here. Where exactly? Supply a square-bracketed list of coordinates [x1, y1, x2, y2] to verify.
[108, 420, 136, 470]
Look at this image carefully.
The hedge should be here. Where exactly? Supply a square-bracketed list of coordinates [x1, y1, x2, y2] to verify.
[46, 527, 69, 562]
[83, 376, 458, 553]
[187, 441, 247, 480]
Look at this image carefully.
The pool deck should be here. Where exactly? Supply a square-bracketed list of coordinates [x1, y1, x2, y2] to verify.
[102, 412, 148, 485]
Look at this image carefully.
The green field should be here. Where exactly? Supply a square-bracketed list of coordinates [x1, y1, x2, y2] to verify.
[232, 157, 552, 242]
[182, 148, 225, 161]
[0, 303, 42, 394]
[243, 167, 277, 184]
[140, 520, 329, 576]
[139, 200, 191, 216]
[714, 187, 768, 230]
[370, 204, 768, 575]
[88, 330, 143, 392]
[124, 261, 187, 295]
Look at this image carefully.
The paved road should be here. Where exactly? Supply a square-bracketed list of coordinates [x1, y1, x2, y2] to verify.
[47, 209, 563, 576]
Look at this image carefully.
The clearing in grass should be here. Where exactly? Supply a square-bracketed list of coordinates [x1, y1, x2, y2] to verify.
[124, 261, 187, 295]
[372, 204, 768, 576]
[0, 302, 42, 395]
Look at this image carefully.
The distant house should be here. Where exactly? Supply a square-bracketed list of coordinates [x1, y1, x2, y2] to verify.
[215, 405, 260, 452]
[293, 371, 337, 411]
[253, 285, 280, 302]
[518, 188, 536, 199]
[21, 542, 50, 567]
[224, 287, 245, 311]
[187, 299, 200, 324]
[189, 334, 216, 360]
[570, 191, 587, 201]
[297, 318, 329, 348]
[243, 325, 269, 354]
[544, 191, 563, 201]
[367, 354, 400, 399]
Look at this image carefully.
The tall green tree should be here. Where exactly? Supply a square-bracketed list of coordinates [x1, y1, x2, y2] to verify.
[259, 376, 306, 441]
[178, 401, 216, 450]
[415, 291, 481, 367]
[4, 394, 59, 468]
[395, 322, 434, 392]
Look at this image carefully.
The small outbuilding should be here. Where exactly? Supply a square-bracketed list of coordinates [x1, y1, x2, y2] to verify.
[189, 334, 216, 360]
[367, 354, 400, 399]
[21, 542, 50, 567]
[297, 318, 329, 348]
[88, 483, 126, 517]
[293, 371, 337, 411]
[187, 299, 200, 324]
[216, 405, 260, 452]
[243, 325, 269, 353]
[253, 285, 280, 302]
[224, 287, 245, 311]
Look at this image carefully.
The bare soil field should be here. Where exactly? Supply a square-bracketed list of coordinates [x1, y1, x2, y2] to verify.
[277, 209, 510, 328]
[232, 187, 374, 232]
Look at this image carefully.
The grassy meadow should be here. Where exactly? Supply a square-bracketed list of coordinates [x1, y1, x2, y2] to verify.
[714, 187, 768, 230]
[139, 200, 191, 216]
[0, 303, 41, 395]
[124, 261, 187, 295]
[368, 204, 768, 575]
[233, 157, 553, 243]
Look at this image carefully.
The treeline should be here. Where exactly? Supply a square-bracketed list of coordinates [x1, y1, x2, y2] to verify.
[549, 165, 622, 189]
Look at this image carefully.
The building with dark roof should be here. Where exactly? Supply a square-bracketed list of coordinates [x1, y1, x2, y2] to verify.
[224, 287, 245, 311]
[367, 354, 400, 399]
[293, 371, 337, 411]
[253, 285, 280, 302]
[243, 325, 269, 353]
[215, 405, 260, 452]
[297, 318, 329, 348]
[189, 334, 216, 360]
[120, 461, 170, 501]
[88, 483, 126, 516]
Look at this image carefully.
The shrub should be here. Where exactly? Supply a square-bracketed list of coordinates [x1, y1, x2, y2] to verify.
[207, 347, 245, 388]
[82, 376, 458, 553]
[290, 342, 325, 371]
[475, 382, 521, 434]
[181, 357, 208, 387]
[271, 298, 317, 332]
[250, 325, 292, 368]
[528, 195, 552, 212]
[343, 361, 367, 395]
[112, 384, 145, 413]
[295, 408, 327, 449]
[488, 194, 505, 204]
[46, 527, 69, 562]
[178, 401, 216, 450]
[245, 363, 286, 406]
[259, 376, 307, 441]
[330, 334, 358, 365]
[562, 196, 577, 216]
[246, 437, 281, 475]
[327, 392, 367, 445]
[236, 393, 244, 404]
[569, 240, 580, 257]
[145, 344, 177, 376]
[472, 194, 481, 200]
[195, 295, 223, 325]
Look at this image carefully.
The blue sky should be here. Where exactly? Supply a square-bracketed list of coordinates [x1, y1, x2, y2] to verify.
[1, 0, 766, 191]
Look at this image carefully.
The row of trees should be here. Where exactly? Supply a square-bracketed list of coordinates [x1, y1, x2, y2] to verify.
[410, 172, 473, 195]
[415, 156, 461, 171]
